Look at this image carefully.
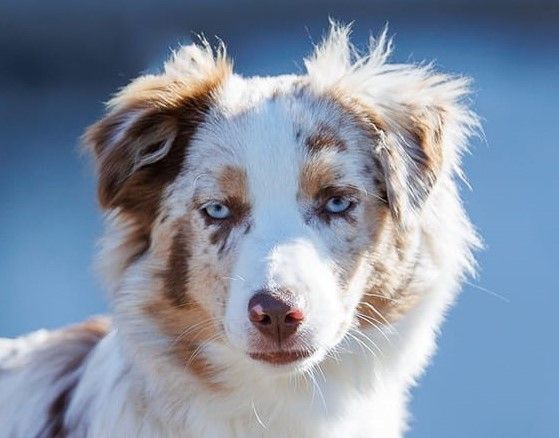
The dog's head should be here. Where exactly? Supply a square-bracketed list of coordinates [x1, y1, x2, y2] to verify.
[85, 25, 477, 382]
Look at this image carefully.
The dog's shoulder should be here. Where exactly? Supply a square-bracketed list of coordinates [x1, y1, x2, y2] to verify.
[0, 317, 109, 371]
[0, 317, 110, 436]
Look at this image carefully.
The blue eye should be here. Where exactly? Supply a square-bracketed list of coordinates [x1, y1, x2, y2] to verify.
[324, 197, 352, 214]
[204, 202, 231, 220]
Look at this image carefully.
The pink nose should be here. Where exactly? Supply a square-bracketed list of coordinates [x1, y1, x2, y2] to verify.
[248, 291, 304, 345]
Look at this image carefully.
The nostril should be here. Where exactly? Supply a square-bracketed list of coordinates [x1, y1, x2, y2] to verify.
[284, 309, 304, 325]
[259, 315, 272, 326]
[248, 305, 268, 325]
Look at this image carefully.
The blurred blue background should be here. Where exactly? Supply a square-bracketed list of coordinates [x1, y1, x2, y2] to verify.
[1, 1, 558, 436]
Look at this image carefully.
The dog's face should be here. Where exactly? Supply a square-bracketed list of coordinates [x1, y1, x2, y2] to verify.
[180, 87, 384, 369]
[85, 30, 474, 382]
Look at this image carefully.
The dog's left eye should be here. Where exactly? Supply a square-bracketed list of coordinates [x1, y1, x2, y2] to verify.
[204, 202, 231, 220]
[324, 196, 352, 214]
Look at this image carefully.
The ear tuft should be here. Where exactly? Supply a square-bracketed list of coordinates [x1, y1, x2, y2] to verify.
[304, 20, 354, 88]
[164, 39, 230, 83]
[305, 21, 393, 91]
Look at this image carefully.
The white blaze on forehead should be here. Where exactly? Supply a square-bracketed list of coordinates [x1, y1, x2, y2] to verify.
[221, 96, 321, 295]
[241, 99, 304, 234]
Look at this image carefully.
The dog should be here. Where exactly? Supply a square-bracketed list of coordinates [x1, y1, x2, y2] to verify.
[0, 23, 480, 437]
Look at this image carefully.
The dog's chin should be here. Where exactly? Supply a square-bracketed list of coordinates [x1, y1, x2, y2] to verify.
[247, 347, 326, 374]
[249, 349, 314, 365]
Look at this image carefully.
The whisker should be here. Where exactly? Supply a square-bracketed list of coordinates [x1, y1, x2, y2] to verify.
[465, 280, 510, 303]
[222, 275, 246, 282]
[171, 319, 217, 347]
[354, 185, 388, 204]
[346, 331, 379, 361]
[362, 292, 403, 303]
[314, 360, 327, 384]
[251, 400, 267, 429]
[186, 334, 223, 366]
[355, 313, 394, 345]
[351, 328, 385, 359]
[308, 365, 327, 410]
[359, 301, 397, 334]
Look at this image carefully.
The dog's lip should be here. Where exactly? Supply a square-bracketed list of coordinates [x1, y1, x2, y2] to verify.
[249, 350, 314, 365]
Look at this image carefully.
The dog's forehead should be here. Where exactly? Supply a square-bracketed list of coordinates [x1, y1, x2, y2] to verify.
[188, 74, 369, 180]
[182, 88, 370, 212]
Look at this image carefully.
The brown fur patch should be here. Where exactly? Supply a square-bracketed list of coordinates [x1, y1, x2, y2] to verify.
[209, 166, 251, 252]
[409, 107, 445, 176]
[164, 223, 192, 307]
[326, 90, 388, 135]
[217, 166, 249, 199]
[305, 123, 347, 153]
[84, 64, 230, 271]
[144, 293, 221, 388]
[359, 291, 419, 327]
[356, 206, 419, 326]
[299, 159, 339, 201]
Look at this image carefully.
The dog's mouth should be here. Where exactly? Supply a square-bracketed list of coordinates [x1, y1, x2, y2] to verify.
[249, 349, 314, 365]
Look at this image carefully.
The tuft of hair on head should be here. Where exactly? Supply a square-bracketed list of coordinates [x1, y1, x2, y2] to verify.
[164, 36, 230, 83]
[305, 21, 480, 227]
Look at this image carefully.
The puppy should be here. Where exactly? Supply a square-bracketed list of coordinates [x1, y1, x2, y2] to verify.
[0, 23, 480, 437]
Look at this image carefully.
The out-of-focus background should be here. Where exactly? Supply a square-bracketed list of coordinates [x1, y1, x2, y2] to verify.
[1, 1, 558, 436]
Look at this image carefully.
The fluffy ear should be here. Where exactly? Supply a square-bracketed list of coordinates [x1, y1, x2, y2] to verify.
[84, 42, 230, 218]
[306, 23, 479, 225]
[85, 97, 179, 213]
[372, 100, 448, 224]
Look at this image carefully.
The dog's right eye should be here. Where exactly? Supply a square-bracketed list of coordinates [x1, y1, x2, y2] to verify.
[324, 196, 353, 214]
[203, 202, 231, 220]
